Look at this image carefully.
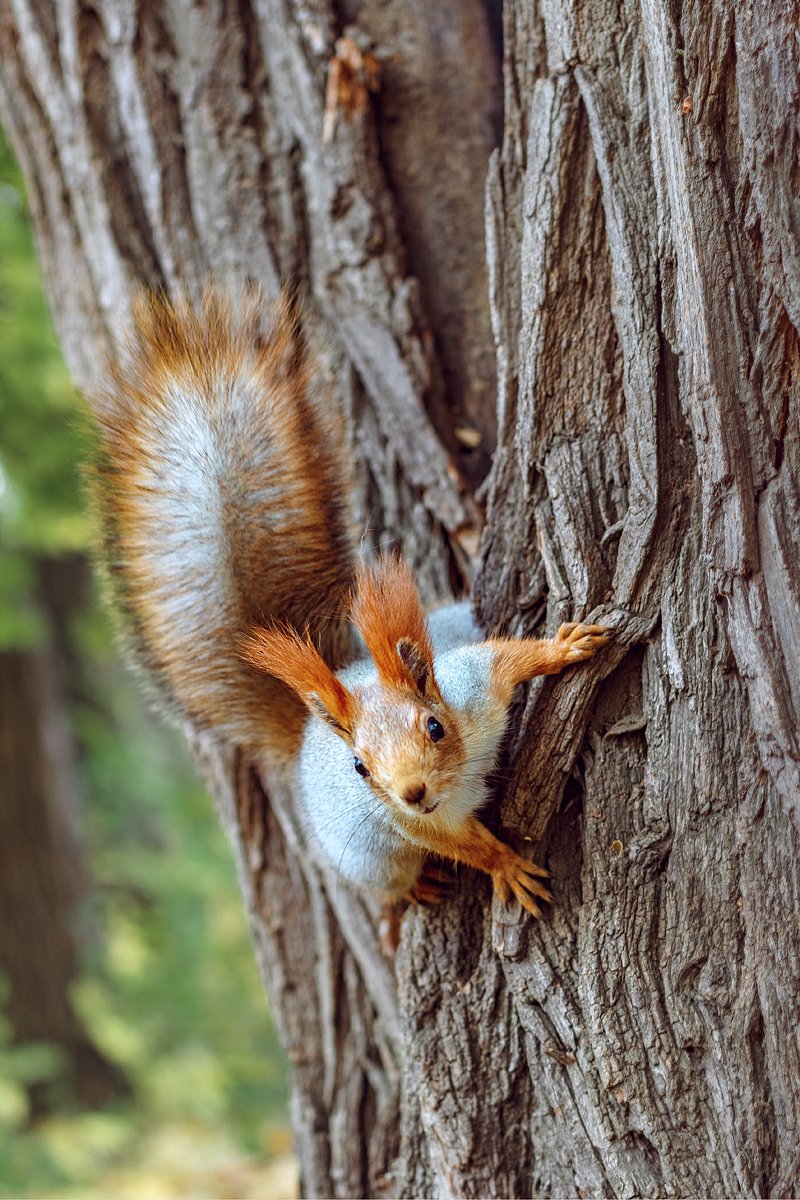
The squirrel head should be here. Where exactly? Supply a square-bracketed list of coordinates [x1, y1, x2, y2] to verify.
[345, 557, 467, 815]
[241, 557, 469, 818]
[345, 676, 467, 817]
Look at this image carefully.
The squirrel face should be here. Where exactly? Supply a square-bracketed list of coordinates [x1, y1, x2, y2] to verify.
[349, 682, 466, 817]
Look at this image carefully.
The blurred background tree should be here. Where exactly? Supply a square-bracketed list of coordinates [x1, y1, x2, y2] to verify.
[0, 128, 290, 1199]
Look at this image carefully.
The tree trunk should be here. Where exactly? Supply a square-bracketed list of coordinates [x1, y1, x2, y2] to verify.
[0, 558, 128, 1112]
[1, 0, 797, 1194]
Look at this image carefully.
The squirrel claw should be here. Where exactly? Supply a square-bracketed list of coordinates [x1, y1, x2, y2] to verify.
[519, 858, 549, 879]
[555, 621, 610, 664]
[493, 855, 552, 918]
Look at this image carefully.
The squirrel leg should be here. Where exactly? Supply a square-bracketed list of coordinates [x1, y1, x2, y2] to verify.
[405, 860, 456, 905]
[378, 863, 456, 956]
[378, 900, 404, 957]
[417, 816, 552, 918]
[488, 623, 609, 703]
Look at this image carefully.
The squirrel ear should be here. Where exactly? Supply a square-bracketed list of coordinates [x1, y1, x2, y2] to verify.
[396, 637, 441, 702]
[305, 692, 352, 737]
[240, 625, 355, 739]
[351, 556, 439, 698]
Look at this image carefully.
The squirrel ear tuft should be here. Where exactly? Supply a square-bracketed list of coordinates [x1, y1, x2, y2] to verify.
[240, 625, 355, 739]
[351, 556, 439, 697]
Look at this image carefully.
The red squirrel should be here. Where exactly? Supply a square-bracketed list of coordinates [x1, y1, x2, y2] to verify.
[93, 288, 609, 917]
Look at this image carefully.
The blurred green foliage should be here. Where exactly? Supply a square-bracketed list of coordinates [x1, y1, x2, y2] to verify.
[0, 129, 290, 1197]
[0, 132, 88, 648]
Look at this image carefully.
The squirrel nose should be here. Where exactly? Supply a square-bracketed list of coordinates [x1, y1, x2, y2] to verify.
[402, 783, 427, 806]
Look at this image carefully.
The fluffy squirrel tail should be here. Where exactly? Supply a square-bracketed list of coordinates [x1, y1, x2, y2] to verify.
[91, 286, 357, 758]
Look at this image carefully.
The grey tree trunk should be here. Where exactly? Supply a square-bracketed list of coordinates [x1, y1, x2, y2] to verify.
[1, 0, 797, 1195]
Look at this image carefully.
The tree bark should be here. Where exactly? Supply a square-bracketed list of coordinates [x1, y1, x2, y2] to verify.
[1, 0, 798, 1195]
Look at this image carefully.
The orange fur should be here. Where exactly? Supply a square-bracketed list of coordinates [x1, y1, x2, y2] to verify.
[399, 813, 551, 918]
[350, 557, 439, 698]
[487, 638, 570, 703]
[90, 286, 356, 756]
[488, 623, 610, 705]
[91, 287, 609, 917]
[349, 682, 466, 811]
[242, 625, 355, 735]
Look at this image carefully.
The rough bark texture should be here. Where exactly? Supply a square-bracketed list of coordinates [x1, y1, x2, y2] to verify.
[1, 0, 798, 1195]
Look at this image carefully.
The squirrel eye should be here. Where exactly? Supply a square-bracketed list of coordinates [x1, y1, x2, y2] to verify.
[427, 717, 445, 742]
[354, 757, 370, 778]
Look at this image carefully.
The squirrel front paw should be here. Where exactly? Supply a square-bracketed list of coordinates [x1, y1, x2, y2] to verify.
[555, 622, 610, 664]
[492, 854, 552, 918]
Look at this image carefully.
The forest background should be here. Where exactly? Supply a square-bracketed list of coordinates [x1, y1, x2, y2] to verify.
[0, 126, 292, 1199]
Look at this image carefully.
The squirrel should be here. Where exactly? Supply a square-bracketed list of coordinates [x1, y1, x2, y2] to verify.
[92, 287, 609, 918]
